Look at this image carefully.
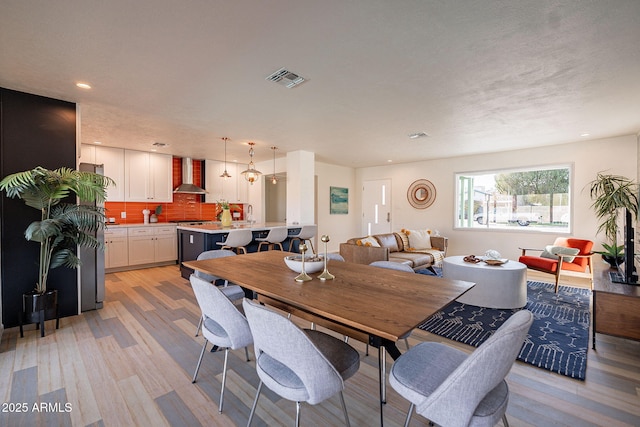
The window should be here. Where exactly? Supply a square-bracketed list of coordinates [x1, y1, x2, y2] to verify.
[455, 165, 572, 232]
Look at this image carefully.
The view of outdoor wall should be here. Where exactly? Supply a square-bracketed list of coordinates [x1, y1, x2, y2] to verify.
[455, 165, 571, 232]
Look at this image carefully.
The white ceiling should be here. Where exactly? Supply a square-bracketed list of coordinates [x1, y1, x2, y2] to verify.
[1, 1, 639, 167]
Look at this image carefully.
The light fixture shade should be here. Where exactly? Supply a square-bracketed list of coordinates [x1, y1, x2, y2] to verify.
[271, 146, 278, 184]
[241, 142, 262, 184]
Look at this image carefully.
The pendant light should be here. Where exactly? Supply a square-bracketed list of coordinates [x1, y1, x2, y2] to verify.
[220, 137, 231, 179]
[241, 142, 262, 184]
[270, 146, 278, 184]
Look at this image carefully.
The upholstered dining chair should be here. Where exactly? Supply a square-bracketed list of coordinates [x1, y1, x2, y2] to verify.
[243, 299, 360, 427]
[216, 228, 253, 254]
[189, 275, 253, 414]
[325, 253, 345, 261]
[193, 249, 245, 337]
[369, 260, 414, 273]
[389, 309, 533, 427]
[519, 237, 594, 292]
[288, 224, 318, 253]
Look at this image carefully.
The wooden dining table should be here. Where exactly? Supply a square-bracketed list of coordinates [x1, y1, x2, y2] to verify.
[183, 250, 474, 425]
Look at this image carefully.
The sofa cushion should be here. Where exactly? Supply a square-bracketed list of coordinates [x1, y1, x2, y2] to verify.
[397, 230, 410, 251]
[406, 229, 431, 249]
[357, 236, 380, 247]
[376, 233, 400, 252]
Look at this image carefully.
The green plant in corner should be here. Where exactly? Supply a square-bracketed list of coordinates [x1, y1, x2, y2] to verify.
[588, 172, 639, 263]
[0, 166, 114, 294]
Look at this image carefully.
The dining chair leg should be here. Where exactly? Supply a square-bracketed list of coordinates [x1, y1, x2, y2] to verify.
[295, 401, 301, 427]
[403, 403, 415, 427]
[339, 391, 351, 427]
[381, 346, 387, 404]
[247, 381, 263, 427]
[218, 348, 229, 413]
[244, 346, 250, 362]
[192, 339, 208, 383]
[502, 414, 510, 427]
[404, 337, 410, 349]
[195, 315, 203, 337]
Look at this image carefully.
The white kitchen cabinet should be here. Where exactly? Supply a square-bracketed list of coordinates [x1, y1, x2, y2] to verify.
[80, 144, 126, 201]
[124, 150, 173, 202]
[205, 160, 248, 203]
[104, 228, 129, 269]
[128, 225, 177, 266]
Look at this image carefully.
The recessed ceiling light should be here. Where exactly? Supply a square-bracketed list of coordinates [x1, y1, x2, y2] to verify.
[152, 142, 168, 147]
[387, 159, 393, 163]
[408, 132, 429, 139]
[93, 141, 102, 145]
[580, 133, 590, 137]
[76, 82, 92, 89]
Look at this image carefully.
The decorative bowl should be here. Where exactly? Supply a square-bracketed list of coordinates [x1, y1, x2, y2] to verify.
[284, 255, 325, 273]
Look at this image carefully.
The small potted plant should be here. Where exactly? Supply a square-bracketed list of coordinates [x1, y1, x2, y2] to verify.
[589, 172, 639, 267]
[0, 166, 114, 336]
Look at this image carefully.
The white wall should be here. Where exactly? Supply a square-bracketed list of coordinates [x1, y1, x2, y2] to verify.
[354, 135, 638, 260]
[315, 162, 358, 253]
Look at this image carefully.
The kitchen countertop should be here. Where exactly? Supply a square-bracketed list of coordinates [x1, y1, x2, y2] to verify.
[105, 222, 177, 229]
[176, 222, 300, 233]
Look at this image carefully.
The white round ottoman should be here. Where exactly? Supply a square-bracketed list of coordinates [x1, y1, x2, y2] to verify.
[442, 255, 527, 309]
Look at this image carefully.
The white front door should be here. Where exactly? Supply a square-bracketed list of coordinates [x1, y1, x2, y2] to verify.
[362, 179, 391, 236]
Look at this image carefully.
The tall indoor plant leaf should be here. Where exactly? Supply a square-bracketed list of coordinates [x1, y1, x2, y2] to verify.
[0, 166, 114, 294]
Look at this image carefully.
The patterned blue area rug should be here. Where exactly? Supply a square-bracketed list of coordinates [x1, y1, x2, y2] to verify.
[418, 280, 591, 380]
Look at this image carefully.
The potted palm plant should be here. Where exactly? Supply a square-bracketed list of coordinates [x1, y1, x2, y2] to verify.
[589, 172, 639, 267]
[0, 166, 114, 336]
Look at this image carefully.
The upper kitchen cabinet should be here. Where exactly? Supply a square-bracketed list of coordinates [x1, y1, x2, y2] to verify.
[80, 144, 125, 201]
[205, 160, 249, 203]
[124, 150, 173, 202]
[204, 160, 249, 204]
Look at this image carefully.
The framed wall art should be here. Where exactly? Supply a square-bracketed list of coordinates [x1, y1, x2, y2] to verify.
[330, 186, 349, 214]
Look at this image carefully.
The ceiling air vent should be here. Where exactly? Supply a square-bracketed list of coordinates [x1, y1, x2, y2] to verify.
[266, 67, 306, 88]
[408, 132, 430, 139]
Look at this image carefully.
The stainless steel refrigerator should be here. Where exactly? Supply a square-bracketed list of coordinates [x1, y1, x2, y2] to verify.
[79, 162, 105, 311]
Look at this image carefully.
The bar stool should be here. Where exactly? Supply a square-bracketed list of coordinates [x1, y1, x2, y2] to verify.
[288, 224, 317, 253]
[255, 226, 288, 251]
[216, 229, 253, 254]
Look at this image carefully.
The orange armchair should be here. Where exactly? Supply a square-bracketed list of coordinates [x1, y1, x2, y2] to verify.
[519, 237, 594, 292]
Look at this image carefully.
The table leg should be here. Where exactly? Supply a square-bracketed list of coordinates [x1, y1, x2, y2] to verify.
[371, 336, 403, 426]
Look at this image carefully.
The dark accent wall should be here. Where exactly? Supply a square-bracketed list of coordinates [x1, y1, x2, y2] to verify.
[0, 88, 78, 328]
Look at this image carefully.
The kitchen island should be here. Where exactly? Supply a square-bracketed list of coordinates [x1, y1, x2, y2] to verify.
[177, 222, 309, 279]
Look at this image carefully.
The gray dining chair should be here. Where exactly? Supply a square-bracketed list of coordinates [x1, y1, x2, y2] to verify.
[243, 299, 360, 427]
[389, 309, 533, 427]
[369, 260, 414, 272]
[189, 275, 253, 414]
[193, 249, 245, 337]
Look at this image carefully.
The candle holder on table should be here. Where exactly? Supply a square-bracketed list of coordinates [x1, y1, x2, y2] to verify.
[295, 244, 312, 282]
[317, 235, 335, 281]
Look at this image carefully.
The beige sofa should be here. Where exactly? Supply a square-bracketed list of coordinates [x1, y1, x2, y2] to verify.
[339, 231, 447, 272]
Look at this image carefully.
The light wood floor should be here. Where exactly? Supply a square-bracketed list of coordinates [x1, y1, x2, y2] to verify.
[1, 266, 639, 426]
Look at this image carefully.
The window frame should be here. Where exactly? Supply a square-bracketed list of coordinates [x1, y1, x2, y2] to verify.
[453, 163, 573, 234]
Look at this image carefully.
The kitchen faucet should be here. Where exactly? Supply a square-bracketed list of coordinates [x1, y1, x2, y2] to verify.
[246, 204, 254, 224]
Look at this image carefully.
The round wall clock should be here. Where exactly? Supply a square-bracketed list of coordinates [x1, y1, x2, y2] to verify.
[407, 179, 436, 209]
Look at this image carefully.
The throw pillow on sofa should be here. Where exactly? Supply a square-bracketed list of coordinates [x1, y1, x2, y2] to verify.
[357, 236, 380, 247]
[406, 229, 432, 250]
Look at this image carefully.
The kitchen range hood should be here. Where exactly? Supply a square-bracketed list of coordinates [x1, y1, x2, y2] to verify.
[173, 157, 206, 194]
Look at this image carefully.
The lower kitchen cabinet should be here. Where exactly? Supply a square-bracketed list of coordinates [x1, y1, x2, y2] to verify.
[105, 228, 129, 269]
[128, 226, 177, 266]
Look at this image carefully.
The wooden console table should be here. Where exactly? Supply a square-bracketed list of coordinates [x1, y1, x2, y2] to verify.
[592, 261, 640, 350]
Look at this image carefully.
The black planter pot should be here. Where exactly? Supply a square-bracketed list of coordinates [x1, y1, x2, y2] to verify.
[602, 254, 625, 268]
[20, 289, 59, 338]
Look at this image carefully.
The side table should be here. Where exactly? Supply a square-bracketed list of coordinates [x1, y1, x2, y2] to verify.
[443, 255, 527, 309]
